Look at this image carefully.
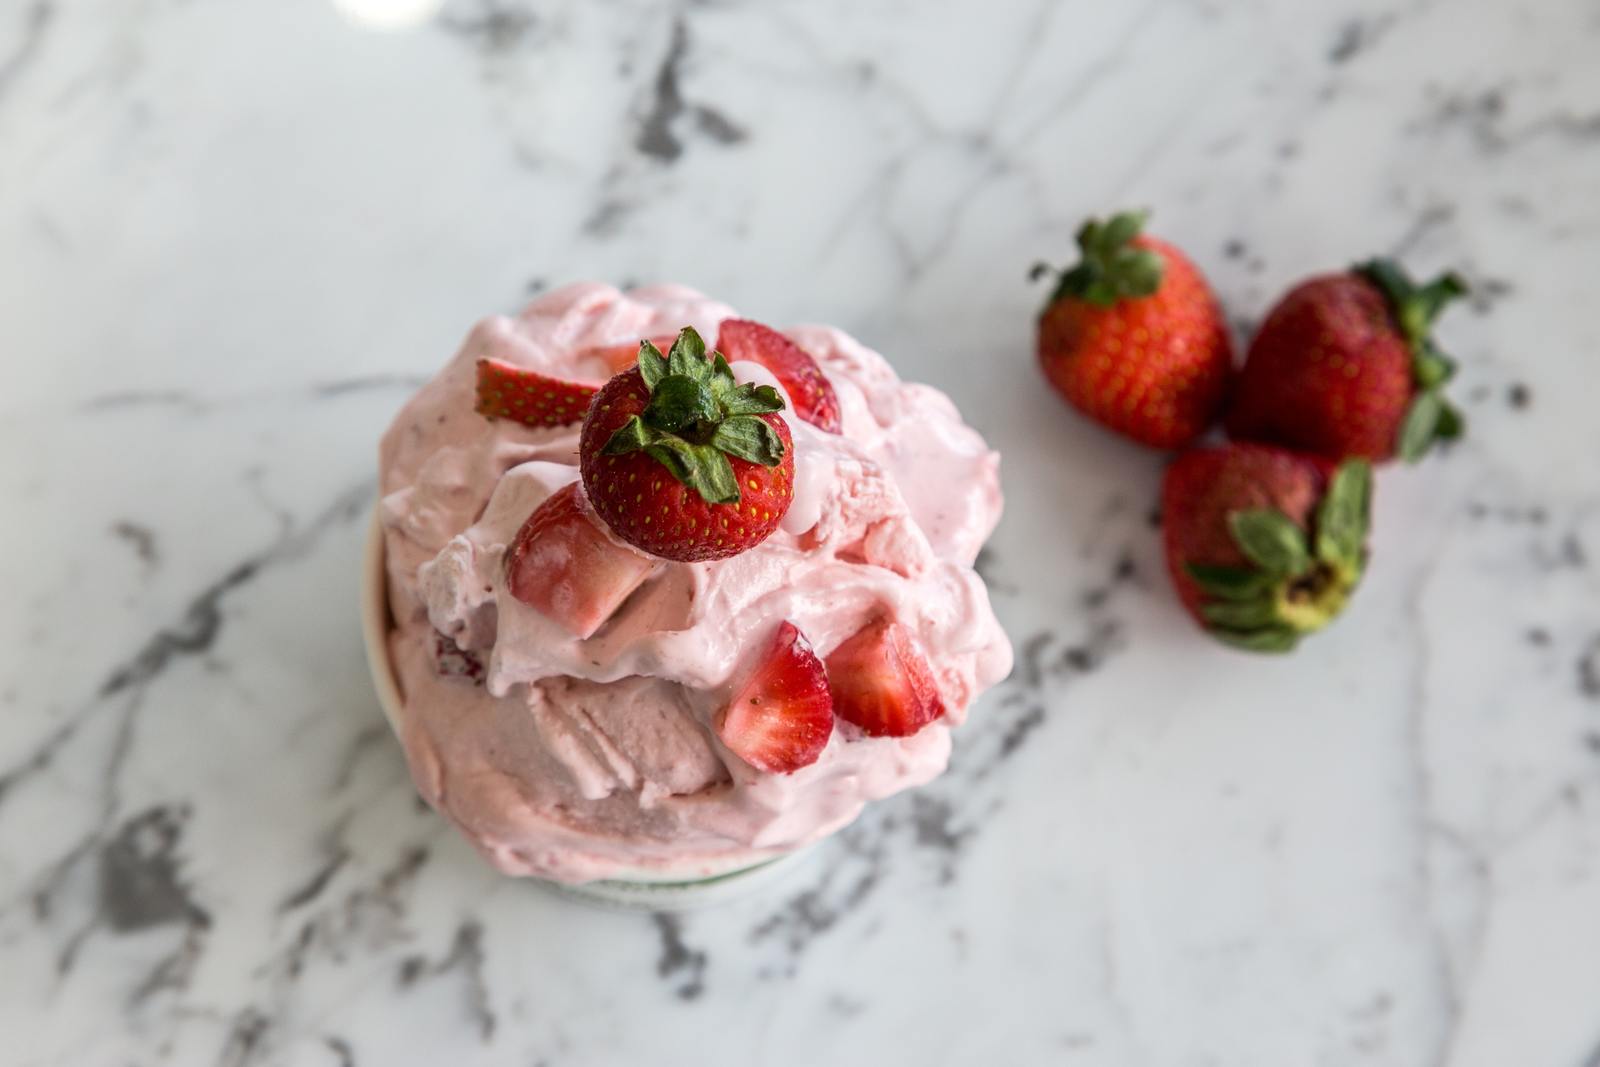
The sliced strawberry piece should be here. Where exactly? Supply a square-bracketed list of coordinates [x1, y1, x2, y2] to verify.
[476, 358, 599, 428]
[432, 630, 485, 684]
[825, 618, 945, 738]
[504, 484, 656, 639]
[717, 621, 834, 774]
[716, 319, 842, 433]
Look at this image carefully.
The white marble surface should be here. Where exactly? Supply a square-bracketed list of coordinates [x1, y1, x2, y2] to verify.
[3, 0, 1599, 1064]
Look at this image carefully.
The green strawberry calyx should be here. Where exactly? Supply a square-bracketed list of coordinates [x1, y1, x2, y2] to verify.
[1032, 210, 1165, 312]
[600, 326, 787, 506]
[1356, 258, 1469, 463]
[1185, 461, 1373, 653]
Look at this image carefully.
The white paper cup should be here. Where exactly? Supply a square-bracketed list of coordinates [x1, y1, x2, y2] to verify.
[360, 509, 809, 909]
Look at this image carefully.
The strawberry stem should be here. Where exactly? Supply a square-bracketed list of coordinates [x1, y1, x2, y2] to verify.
[599, 327, 788, 505]
[1036, 210, 1165, 312]
[1192, 460, 1372, 652]
[1355, 259, 1469, 463]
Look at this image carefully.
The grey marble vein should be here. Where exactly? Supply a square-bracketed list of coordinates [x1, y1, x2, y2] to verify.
[437, 0, 537, 56]
[98, 480, 371, 699]
[398, 920, 496, 1041]
[0, 0, 53, 102]
[651, 913, 707, 1000]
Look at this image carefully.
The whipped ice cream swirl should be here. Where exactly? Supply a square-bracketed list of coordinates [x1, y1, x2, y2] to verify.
[378, 283, 1012, 883]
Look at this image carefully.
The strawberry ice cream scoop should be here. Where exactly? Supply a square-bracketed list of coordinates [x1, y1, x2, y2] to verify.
[377, 283, 1013, 884]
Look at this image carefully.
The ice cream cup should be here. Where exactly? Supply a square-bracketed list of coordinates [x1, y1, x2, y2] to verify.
[360, 509, 811, 909]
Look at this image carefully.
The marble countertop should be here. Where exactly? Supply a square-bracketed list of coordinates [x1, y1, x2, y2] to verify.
[4, 0, 1598, 1064]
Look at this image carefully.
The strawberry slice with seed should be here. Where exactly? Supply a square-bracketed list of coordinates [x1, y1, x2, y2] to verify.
[825, 618, 945, 737]
[717, 621, 834, 774]
[716, 319, 842, 433]
[476, 358, 599, 428]
[504, 484, 656, 639]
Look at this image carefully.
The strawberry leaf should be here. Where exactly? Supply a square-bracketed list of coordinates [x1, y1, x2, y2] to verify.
[704, 354, 742, 405]
[642, 437, 740, 505]
[599, 415, 663, 456]
[1201, 599, 1282, 630]
[665, 326, 707, 378]
[1038, 209, 1165, 312]
[1359, 259, 1424, 342]
[1436, 400, 1465, 441]
[1357, 258, 1466, 347]
[1211, 626, 1300, 654]
[1100, 211, 1146, 251]
[604, 324, 789, 505]
[720, 384, 786, 416]
[710, 415, 786, 466]
[1315, 461, 1372, 569]
[643, 375, 719, 433]
[1398, 389, 1444, 462]
[638, 342, 669, 390]
[1413, 340, 1455, 389]
[1357, 260, 1469, 457]
[1228, 509, 1312, 577]
[1112, 248, 1164, 299]
[1414, 271, 1469, 327]
[1185, 562, 1274, 601]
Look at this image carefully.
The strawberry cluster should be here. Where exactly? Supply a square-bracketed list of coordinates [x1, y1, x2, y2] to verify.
[1034, 211, 1465, 652]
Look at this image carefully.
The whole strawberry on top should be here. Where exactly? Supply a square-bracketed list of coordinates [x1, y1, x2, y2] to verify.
[1162, 443, 1372, 653]
[579, 326, 794, 562]
[1226, 260, 1467, 462]
[1034, 211, 1234, 449]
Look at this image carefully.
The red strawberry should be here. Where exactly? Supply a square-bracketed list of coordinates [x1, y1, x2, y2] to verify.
[476, 358, 599, 428]
[1226, 260, 1467, 462]
[432, 630, 485, 684]
[579, 327, 795, 562]
[1161, 443, 1372, 653]
[825, 618, 946, 737]
[716, 620, 834, 774]
[1034, 211, 1234, 449]
[716, 319, 843, 433]
[504, 483, 657, 639]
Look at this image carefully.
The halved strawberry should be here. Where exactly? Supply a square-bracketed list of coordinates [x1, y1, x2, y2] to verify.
[716, 319, 843, 433]
[476, 358, 599, 428]
[717, 621, 834, 774]
[825, 618, 945, 737]
[504, 483, 656, 639]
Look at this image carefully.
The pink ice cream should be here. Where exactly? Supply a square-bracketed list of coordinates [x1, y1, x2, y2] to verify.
[377, 283, 1012, 884]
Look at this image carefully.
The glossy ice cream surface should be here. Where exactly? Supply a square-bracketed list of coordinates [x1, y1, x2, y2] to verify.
[378, 283, 1012, 883]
